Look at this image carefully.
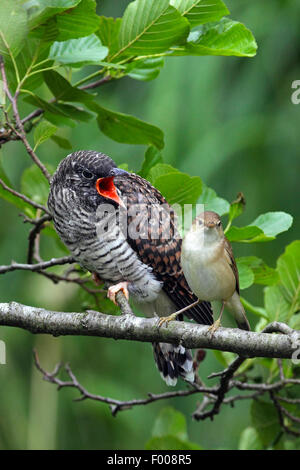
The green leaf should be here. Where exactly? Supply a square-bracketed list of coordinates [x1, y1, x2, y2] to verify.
[139, 146, 163, 178]
[242, 297, 267, 320]
[213, 350, 229, 367]
[237, 256, 279, 286]
[53, 103, 94, 122]
[33, 120, 58, 150]
[198, 184, 230, 216]
[116, 0, 190, 59]
[154, 172, 202, 206]
[49, 34, 108, 67]
[97, 17, 122, 59]
[276, 241, 300, 318]
[24, 94, 66, 116]
[145, 435, 202, 450]
[172, 18, 257, 57]
[226, 225, 264, 242]
[264, 285, 290, 324]
[43, 70, 93, 103]
[30, 0, 99, 42]
[146, 162, 202, 206]
[127, 57, 165, 81]
[56, 0, 100, 41]
[6, 39, 52, 92]
[251, 400, 281, 447]
[87, 102, 164, 149]
[24, 94, 92, 126]
[21, 164, 52, 206]
[0, 153, 34, 214]
[44, 111, 76, 128]
[170, 0, 229, 27]
[0, 0, 27, 58]
[227, 212, 293, 243]
[235, 260, 254, 290]
[146, 407, 202, 450]
[147, 163, 179, 184]
[25, 0, 81, 30]
[51, 135, 72, 149]
[152, 407, 188, 440]
[288, 314, 300, 331]
[251, 212, 293, 241]
[238, 427, 263, 450]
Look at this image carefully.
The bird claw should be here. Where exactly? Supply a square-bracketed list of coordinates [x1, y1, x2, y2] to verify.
[107, 282, 129, 305]
[158, 300, 201, 328]
[157, 312, 179, 328]
[207, 318, 221, 336]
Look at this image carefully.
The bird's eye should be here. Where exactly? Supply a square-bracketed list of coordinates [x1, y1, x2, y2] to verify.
[82, 170, 94, 180]
[217, 221, 221, 227]
[198, 219, 203, 225]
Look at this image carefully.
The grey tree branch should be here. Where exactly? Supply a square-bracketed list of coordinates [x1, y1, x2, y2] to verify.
[0, 256, 74, 275]
[0, 301, 299, 359]
[1, 299, 300, 432]
[31, 334, 300, 430]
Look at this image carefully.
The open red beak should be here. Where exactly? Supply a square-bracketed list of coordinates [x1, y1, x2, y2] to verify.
[95, 176, 125, 208]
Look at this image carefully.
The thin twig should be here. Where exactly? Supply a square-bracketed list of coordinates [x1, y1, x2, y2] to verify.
[270, 391, 300, 437]
[276, 396, 300, 405]
[33, 349, 212, 416]
[27, 213, 52, 263]
[0, 256, 74, 274]
[37, 270, 105, 307]
[81, 75, 112, 90]
[193, 356, 246, 421]
[0, 56, 51, 182]
[0, 177, 50, 214]
[21, 98, 56, 125]
[21, 76, 112, 129]
[32, 347, 300, 428]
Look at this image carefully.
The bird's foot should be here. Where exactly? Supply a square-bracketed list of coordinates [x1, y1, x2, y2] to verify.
[158, 312, 179, 328]
[107, 282, 129, 305]
[158, 299, 201, 328]
[207, 318, 221, 336]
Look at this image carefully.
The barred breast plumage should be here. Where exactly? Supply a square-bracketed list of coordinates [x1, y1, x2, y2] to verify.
[48, 150, 213, 386]
[49, 177, 161, 302]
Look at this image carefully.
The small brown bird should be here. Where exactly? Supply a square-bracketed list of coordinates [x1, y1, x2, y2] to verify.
[159, 211, 250, 332]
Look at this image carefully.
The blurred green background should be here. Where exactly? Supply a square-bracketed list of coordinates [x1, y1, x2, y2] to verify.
[0, 0, 299, 449]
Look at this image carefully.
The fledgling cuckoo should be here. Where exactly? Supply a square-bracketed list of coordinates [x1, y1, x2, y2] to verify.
[48, 151, 213, 386]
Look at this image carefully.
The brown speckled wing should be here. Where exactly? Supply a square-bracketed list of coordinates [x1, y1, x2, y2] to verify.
[115, 173, 213, 325]
[224, 238, 240, 294]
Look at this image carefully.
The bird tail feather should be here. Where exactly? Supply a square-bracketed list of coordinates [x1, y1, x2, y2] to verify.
[152, 342, 194, 386]
[133, 291, 196, 386]
[226, 291, 251, 331]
